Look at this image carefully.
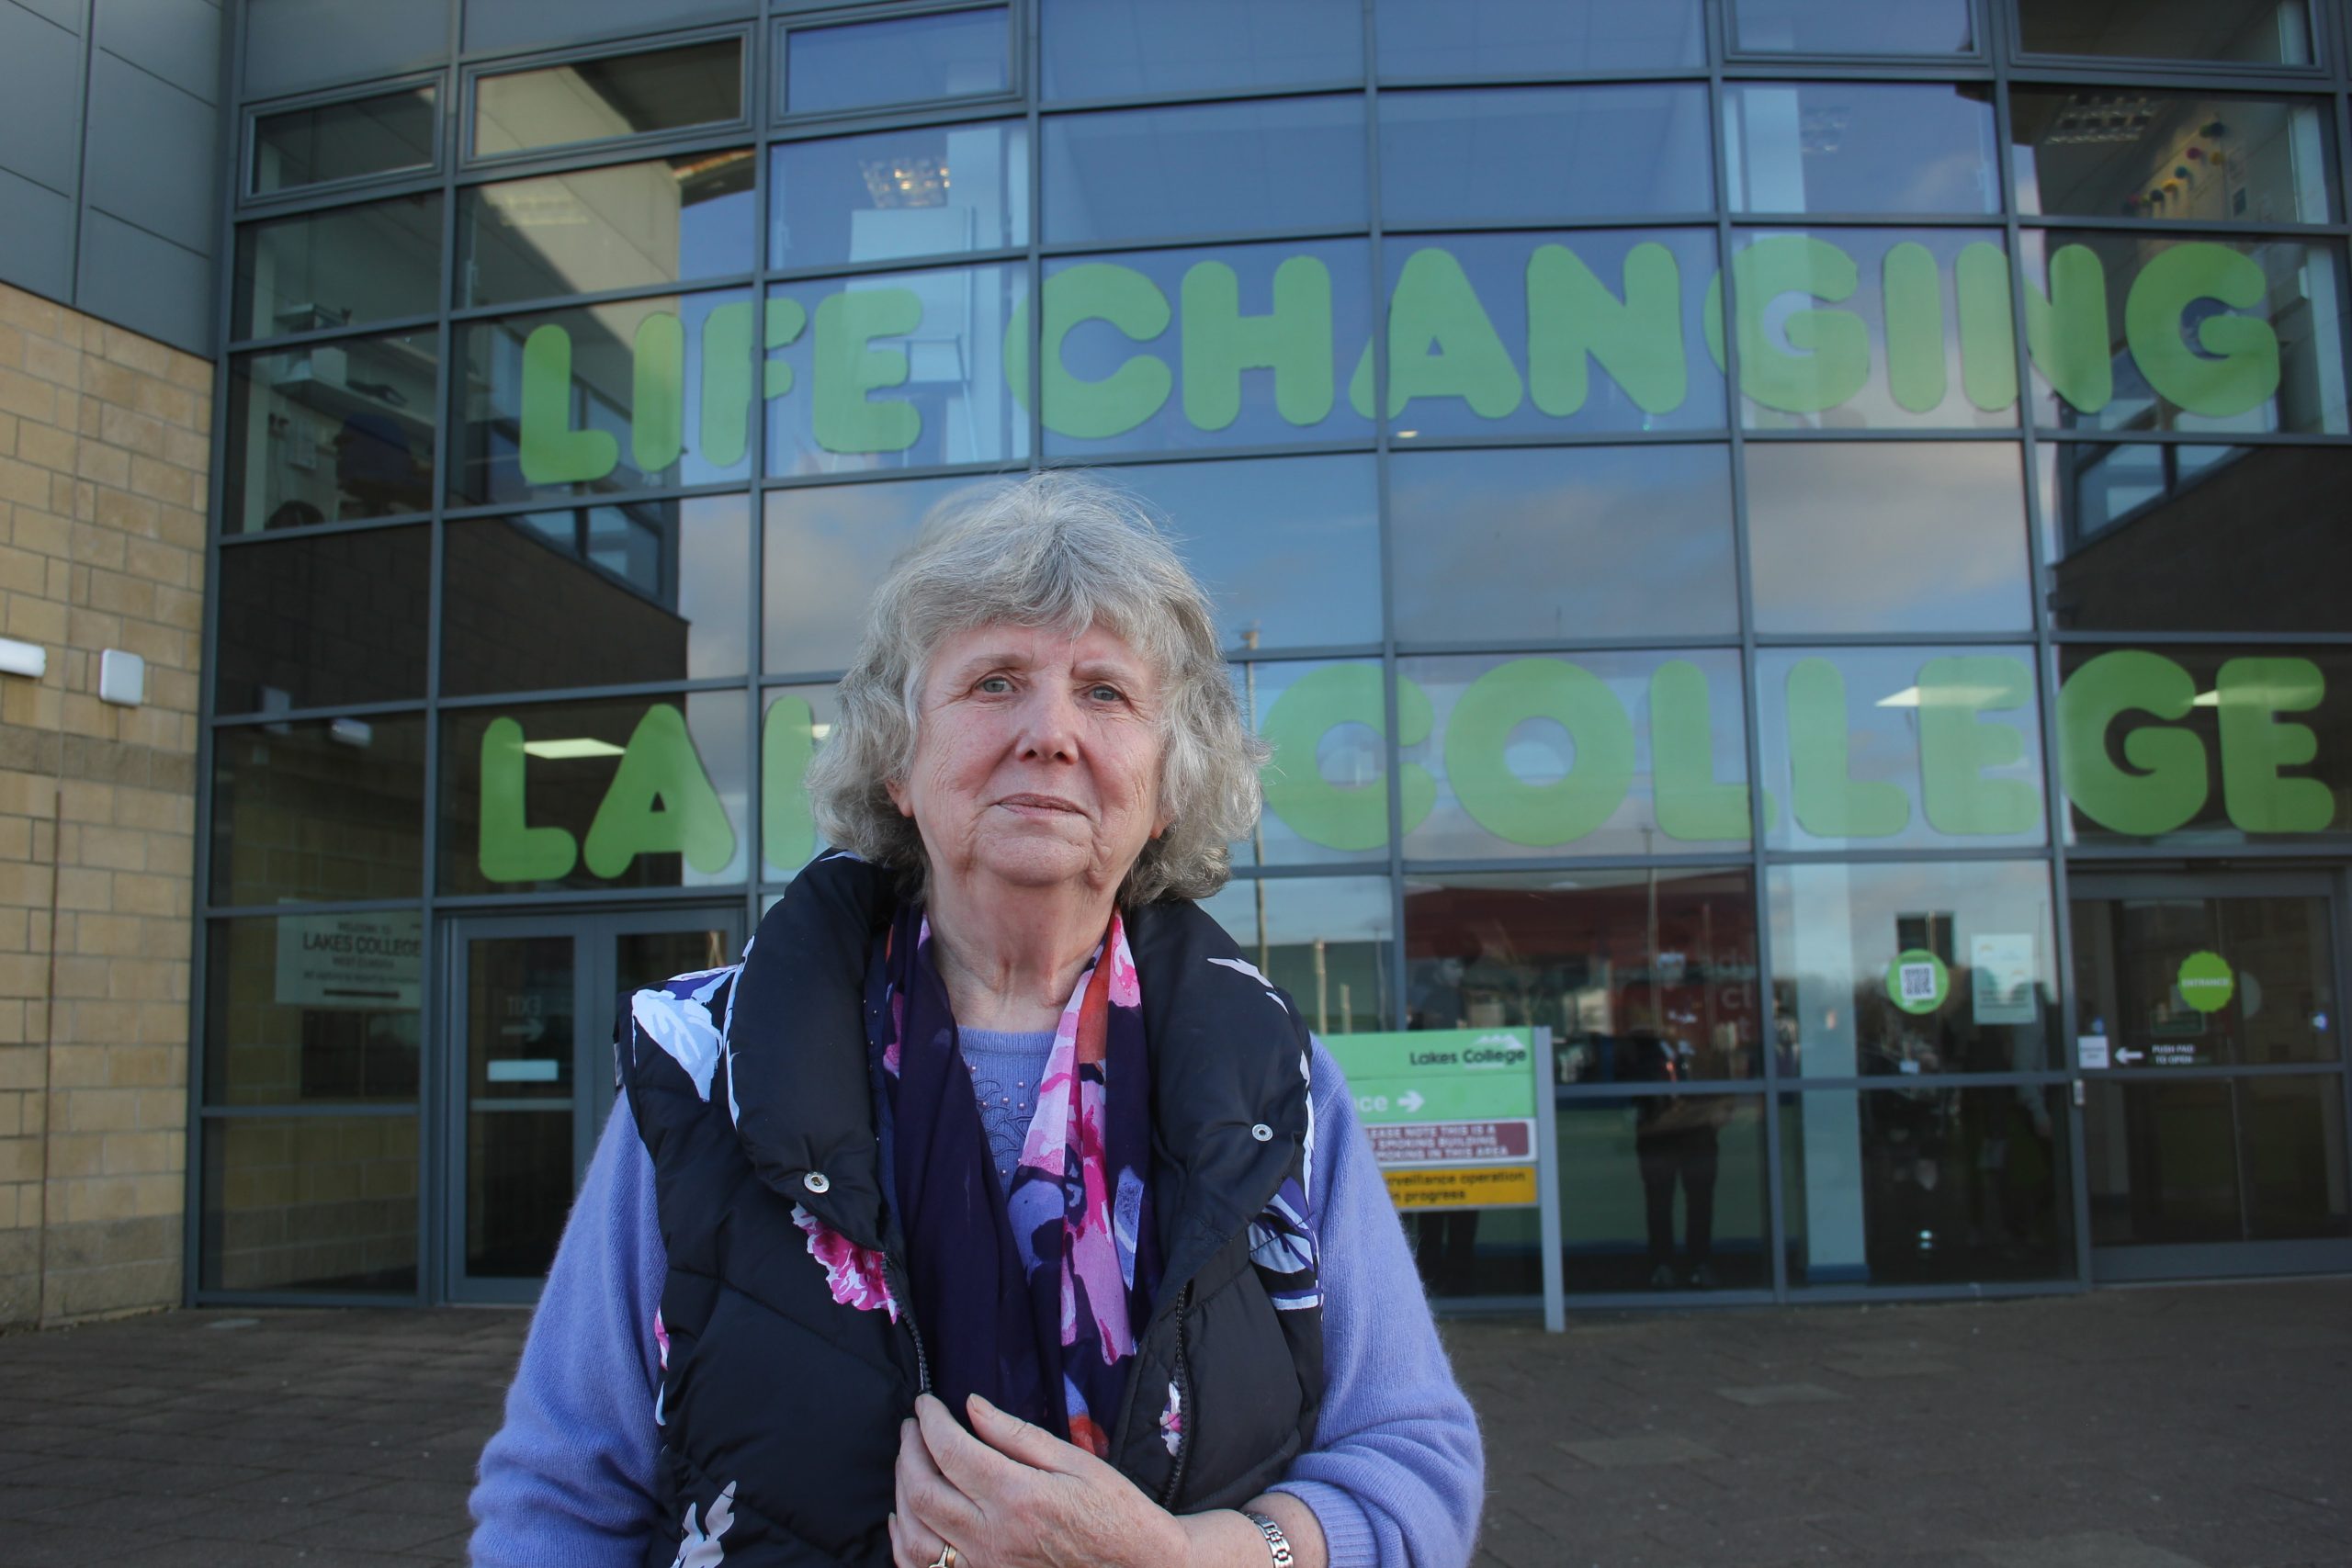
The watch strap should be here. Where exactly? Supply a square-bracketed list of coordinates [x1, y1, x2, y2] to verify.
[1242, 1510, 1295, 1568]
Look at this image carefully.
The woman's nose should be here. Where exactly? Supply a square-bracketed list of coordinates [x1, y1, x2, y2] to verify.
[1015, 685, 1081, 760]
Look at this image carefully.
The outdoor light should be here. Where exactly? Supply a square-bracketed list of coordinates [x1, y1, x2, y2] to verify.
[97, 649, 144, 706]
[0, 637, 45, 679]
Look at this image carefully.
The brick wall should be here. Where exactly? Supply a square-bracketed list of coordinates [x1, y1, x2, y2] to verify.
[0, 280, 209, 1326]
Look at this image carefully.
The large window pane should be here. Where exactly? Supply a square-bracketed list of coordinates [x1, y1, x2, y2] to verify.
[201, 1114, 419, 1293]
[764, 267, 1026, 476]
[763, 477, 1007, 675]
[1198, 875, 1396, 1035]
[761, 683, 841, 877]
[2054, 646, 2352, 848]
[253, 87, 437, 196]
[1043, 97, 1368, 246]
[1746, 442, 2030, 634]
[770, 122, 1027, 272]
[1756, 647, 2048, 852]
[1781, 1088, 2071, 1288]
[1241, 658, 1391, 868]
[1731, 0, 1972, 54]
[1110, 456, 1381, 652]
[2025, 232, 2348, 436]
[1379, 231, 1725, 439]
[1038, 242, 1375, 457]
[2242, 1077, 2348, 1239]
[2072, 892, 2337, 1070]
[216, 527, 430, 715]
[209, 719, 426, 907]
[203, 915, 423, 1103]
[2010, 91, 2333, 224]
[443, 498, 750, 696]
[451, 289, 753, 505]
[1552, 1095, 1770, 1295]
[1374, 0, 1703, 77]
[475, 39, 743, 159]
[440, 692, 751, 894]
[783, 7, 1009, 116]
[1398, 650, 1752, 862]
[1727, 228, 2016, 431]
[2015, 0, 2314, 66]
[226, 332, 438, 531]
[466, 0, 752, 54]
[1725, 84, 1997, 215]
[1770, 860, 2060, 1077]
[1380, 87, 1712, 226]
[1045, 0, 1361, 97]
[459, 152, 756, 308]
[2041, 445, 2352, 634]
[1390, 445, 1736, 643]
[1405, 868, 1763, 1076]
[233, 193, 441, 341]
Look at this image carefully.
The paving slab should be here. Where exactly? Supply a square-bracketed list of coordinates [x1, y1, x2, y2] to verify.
[0, 1279, 2346, 1565]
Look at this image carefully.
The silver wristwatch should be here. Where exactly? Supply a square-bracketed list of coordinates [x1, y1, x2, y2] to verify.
[1242, 1510, 1295, 1568]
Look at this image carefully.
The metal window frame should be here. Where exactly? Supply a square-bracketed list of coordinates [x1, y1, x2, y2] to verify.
[241, 73, 450, 208]
[460, 26, 756, 168]
[773, 0, 1023, 126]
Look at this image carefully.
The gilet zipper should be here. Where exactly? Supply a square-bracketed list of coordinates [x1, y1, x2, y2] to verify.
[1154, 1281, 1195, 1508]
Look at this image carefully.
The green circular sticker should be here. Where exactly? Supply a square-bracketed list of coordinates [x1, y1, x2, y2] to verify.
[1885, 949, 1951, 1015]
[2177, 951, 2235, 1013]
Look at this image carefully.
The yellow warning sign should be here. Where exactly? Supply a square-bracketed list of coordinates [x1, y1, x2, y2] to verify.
[1383, 1165, 1538, 1211]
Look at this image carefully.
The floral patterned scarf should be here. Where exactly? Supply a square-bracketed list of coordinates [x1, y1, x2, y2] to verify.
[878, 902, 1161, 1457]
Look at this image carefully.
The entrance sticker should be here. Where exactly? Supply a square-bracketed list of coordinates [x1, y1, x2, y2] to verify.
[2177, 951, 2236, 1013]
[1886, 949, 1951, 1015]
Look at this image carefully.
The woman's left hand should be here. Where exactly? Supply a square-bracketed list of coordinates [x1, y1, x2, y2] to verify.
[889, 1392, 1190, 1568]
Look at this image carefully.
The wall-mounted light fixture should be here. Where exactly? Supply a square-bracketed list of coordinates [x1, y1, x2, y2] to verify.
[98, 649, 145, 706]
[0, 637, 46, 679]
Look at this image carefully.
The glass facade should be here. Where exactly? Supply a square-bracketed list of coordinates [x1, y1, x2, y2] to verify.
[200, 0, 2352, 1303]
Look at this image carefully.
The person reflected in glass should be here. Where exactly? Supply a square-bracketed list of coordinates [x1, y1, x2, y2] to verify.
[1624, 1025, 1726, 1291]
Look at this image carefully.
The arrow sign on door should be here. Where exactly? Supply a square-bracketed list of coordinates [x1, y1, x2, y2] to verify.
[2115, 1046, 2144, 1065]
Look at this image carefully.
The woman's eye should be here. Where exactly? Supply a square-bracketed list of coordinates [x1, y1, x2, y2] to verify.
[978, 676, 1012, 694]
[1088, 685, 1123, 703]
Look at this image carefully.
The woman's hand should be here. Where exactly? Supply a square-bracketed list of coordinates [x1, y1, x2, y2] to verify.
[889, 1392, 1189, 1568]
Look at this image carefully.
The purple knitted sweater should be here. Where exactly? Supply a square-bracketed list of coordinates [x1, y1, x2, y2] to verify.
[469, 1038, 1484, 1568]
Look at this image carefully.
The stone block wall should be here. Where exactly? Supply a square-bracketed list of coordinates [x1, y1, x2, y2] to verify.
[0, 280, 209, 1326]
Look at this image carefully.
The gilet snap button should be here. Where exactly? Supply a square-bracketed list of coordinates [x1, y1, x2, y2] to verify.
[1250, 1122, 1273, 1143]
[803, 1171, 831, 1193]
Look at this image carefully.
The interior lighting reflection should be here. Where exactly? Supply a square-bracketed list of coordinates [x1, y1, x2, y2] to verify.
[521, 738, 627, 760]
[1874, 683, 2018, 708]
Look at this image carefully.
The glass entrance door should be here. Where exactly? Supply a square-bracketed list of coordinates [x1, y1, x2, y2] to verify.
[2071, 875, 2352, 1281]
[447, 905, 743, 1302]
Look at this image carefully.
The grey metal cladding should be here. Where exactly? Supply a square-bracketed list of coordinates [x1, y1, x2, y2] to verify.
[76, 208, 211, 355]
[461, 0, 752, 57]
[0, 1, 90, 197]
[96, 0, 222, 105]
[9, 0, 85, 38]
[85, 51, 217, 254]
[242, 0, 447, 102]
[0, 165, 76, 301]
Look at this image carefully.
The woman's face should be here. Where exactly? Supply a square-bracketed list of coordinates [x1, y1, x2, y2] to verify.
[887, 620, 1170, 904]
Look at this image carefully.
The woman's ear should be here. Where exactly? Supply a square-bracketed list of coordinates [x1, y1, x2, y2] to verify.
[885, 777, 913, 818]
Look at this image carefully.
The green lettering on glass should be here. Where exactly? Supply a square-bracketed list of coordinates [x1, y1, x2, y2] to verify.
[1883, 242, 1947, 415]
[762, 694, 817, 875]
[582, 703, 737, 879]
[1445, 659, 1634, 847]
[766, 296, 807, 400]
[1786, 658, 1908, 839]
[1181, 255, 1333, 430]
[477, 716, 577, 882]
[1002, 264, 1173, 440]
[1368, 247, 1523, 419]
[2124, 243, 2281, 418]
[1701, 236, 1870, 415]
[1955, 242, 2112, 413]
[1524, 242, 1687, 417]
[2216, 657, 2334, 832]
[1917, 656, 2041, 836]
[1258, 664, 1433, 852]
[631, 312, 686, 474]
[813, 288, 923, 454]
[517, 324, 619, 486]
[2056, 649, 2208, 837]
[699, 302, 754, 469]
[1649, 660, 1756, 842]
[1951, 243, 2018, 413]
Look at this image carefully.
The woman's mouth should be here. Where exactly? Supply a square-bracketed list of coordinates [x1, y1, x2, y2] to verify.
[997, 794, 1085, 816]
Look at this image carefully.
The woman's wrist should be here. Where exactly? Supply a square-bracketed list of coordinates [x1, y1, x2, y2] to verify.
[1173, 1495, 1328, 1568]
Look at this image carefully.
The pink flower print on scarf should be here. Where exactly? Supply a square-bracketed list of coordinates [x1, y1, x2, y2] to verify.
[791, 1204, 899, 1321]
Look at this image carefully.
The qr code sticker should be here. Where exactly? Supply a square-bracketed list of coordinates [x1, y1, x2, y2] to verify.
[1899, 963, 1937, 1002]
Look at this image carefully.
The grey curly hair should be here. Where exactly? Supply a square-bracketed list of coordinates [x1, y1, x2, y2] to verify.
[805, 471, 1268, 906]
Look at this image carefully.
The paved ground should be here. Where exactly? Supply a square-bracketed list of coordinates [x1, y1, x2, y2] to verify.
[0, 1279, 2345, 1567]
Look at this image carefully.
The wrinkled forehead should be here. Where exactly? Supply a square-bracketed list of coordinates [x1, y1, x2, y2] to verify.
[910, 613, 1168, 697]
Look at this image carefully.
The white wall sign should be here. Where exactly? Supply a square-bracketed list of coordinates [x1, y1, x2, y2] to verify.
[275, 913, 422, 1010]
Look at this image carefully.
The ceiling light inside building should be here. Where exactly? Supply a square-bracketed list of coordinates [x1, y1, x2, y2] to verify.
[523, 738, 628, 760]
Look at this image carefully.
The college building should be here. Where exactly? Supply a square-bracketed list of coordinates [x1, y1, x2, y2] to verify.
[2, 0, 2348, 1323]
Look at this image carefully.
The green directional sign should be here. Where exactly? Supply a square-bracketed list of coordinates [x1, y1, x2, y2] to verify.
[1326, 1027, 1540, 1127]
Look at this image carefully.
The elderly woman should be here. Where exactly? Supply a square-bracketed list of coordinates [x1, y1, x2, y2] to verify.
[469, 475, 1483, 1568]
